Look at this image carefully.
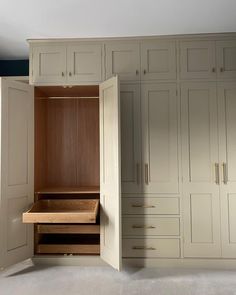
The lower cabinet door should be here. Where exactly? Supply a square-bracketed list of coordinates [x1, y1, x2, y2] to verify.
[181, 82, 221, 258]
[218, 82, 236, 258]
[123, 238, 180, 258]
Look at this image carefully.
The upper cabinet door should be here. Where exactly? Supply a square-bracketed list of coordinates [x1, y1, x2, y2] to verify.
[181, 82, 221, 258]
[180, 41, 216, 80]
[142, 83, 179, 193]
[67, 44, 103, 83]
[0, 79, 34, 269]
[31, 45, 67, 85]
[105, 43, 140, 81]
[141, 41, 176, 80]
[99, 76, 122, 271]
[120, 84, 142, 193]
[218, 82, 236, 257]
[217, 41, 236, 79]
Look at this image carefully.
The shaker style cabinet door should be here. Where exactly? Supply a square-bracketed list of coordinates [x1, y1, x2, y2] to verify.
[120, 84, 142, 193]
[67, 44, 103, 83]
[180, 41, 216, 80]
[0, 79, 34, 269]
[99, 76, 122, 271]
[217, 41, 236, 79]
[218, 82, 236, 257]
[31, 45, 67, 85]
[141, 41, 176, 80]
[141, 83, 179, 194]
[105, 43, 140, 81]
[181, 82, 221, 258]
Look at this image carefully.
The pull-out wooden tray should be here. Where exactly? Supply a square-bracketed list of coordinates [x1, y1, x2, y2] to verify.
[23, 199, 99, 224]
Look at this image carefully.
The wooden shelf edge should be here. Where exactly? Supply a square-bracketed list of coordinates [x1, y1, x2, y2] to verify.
[36, 224, 100, 234]
[35, 186, 100, 194]
[37, 244, 100, 254]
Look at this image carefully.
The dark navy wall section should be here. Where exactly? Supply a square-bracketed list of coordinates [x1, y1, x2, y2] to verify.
[0, 60, 29, 76]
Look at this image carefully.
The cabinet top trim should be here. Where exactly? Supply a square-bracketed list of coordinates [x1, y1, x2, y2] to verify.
[27, 32, 236, 44]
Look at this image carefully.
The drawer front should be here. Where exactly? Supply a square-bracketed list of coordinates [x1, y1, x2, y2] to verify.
[123, 217, 180, 236]
[122, 197, 179, 215]
[123, 238, 180, 258]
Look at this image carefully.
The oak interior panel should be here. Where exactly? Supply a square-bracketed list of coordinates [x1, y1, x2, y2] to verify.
[35, 86, 99, 191]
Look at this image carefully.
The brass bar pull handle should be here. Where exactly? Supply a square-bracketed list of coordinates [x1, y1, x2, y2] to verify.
[62, 72, 65, 77]
[222, 162, 228, 184]
[132, 204, 156, 208]
[132, 246, 156, 250]
[132, 225, 156, 229]
[145, 163, 149, 185]
[136, 163, 140, 185]
[215, 163, 220, 185]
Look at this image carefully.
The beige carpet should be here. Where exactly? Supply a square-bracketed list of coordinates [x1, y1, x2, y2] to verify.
[1, 261, 236, 295]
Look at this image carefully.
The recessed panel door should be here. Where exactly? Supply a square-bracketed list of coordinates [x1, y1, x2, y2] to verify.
[120, 84, 142, 193]
[218, 82, 236, 257]
[99, 76, 122, 270]
[181, 82, 221, 257]
[142, 83, 179, 193]
[0, 79, 34, 269]
[32, 45, 67, 85]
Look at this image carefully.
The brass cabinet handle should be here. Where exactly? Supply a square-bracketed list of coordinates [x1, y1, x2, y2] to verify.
[136, 163, 140, 185]
[69, 72, 72, 77]
[145, 163, 149, 185]
[212, 67, 216, 73]
[143, 69, 146, 75]
[132, 246, 156, 250]
[132, 225, 156, 229]
[220, 67, 224, 73]
[136, 70, 139, 75]
[62, 72, 65, 77]
[215, 163, 220, 185]
[131, 204, 156, 208]
[222, 162, 228, 184]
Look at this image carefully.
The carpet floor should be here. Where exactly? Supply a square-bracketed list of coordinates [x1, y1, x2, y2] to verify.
[1, 261, 236, 295]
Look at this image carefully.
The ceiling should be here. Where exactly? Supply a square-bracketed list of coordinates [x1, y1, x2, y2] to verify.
[0, 0, 236, 59]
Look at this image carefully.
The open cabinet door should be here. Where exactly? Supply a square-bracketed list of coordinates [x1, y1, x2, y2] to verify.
[99, 76, 122, 270]
[0, 78, 34, 269]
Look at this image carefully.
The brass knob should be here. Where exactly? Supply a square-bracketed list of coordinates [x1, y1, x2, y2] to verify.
[62, 72, 64, 77]
[143, 70, 146, 75]
[220, 67, 224, 73]
[212, 67, 216, 73]
[69, 72, 72, 77]
[136, 70, 139, 75]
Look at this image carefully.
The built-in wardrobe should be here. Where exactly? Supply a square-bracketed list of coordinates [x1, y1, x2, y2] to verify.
[0, 34, 236, 271]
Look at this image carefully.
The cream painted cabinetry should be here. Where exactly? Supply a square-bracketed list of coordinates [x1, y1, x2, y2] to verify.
[30, 43, 103, 85]
[31, 45, 67, 84]
[121, 83, 179, 194]
[218, 82, 236, 257]
[180, 40, 236, 80]
[120, 84, 142, 193]
[180, 41, 216, 79]
[105, 43, 140, 81]
[181, 81, 236, 258]
[141, 83, 179, 193]
[216, 41, 236, 79]
[181, 82, 221, 257]
[141, 41, 176, 80]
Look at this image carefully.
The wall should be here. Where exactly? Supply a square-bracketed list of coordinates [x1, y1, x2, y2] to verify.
[0, 60, 29, 76]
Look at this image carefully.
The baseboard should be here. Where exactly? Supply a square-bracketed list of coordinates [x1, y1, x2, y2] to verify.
[123, 258, 236, 269]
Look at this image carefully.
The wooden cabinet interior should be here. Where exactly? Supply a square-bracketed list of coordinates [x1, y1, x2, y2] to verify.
[33, 85, 100, 255]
